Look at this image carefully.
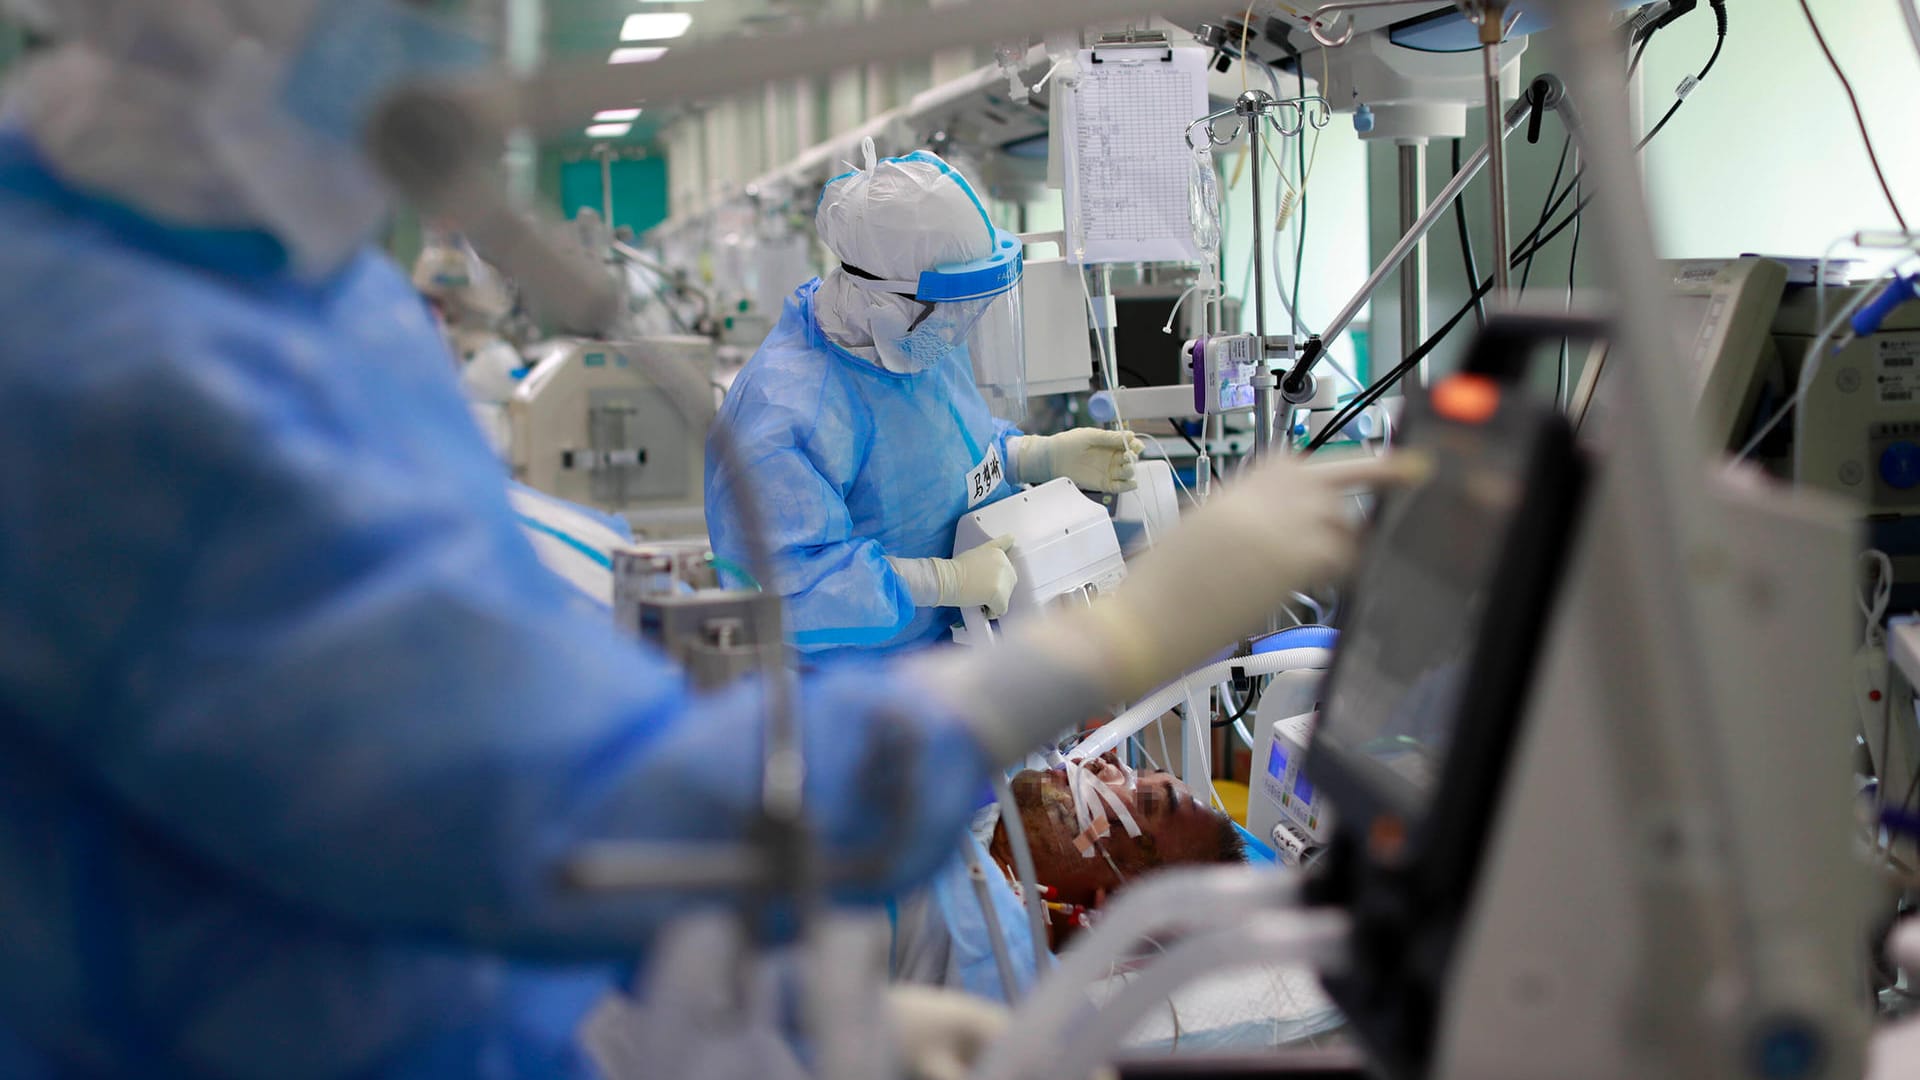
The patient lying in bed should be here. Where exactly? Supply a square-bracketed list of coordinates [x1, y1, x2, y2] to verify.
[890, 756, 1342, 1049]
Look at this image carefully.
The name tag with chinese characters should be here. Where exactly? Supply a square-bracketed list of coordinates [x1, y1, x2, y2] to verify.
[965, 442, 1005, 509]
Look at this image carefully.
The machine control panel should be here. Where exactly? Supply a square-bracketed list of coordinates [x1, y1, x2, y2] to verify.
[1878, 436, 1920, 492]
[1255, 710, 1331, 855]
[1780, 291, 1920, 516]
[1869, 422, 1920, 505]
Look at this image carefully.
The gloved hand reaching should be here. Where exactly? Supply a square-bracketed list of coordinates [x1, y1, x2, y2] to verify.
[888, 534, 1019, 618]
[915, 453, 1429, 766]
[1012, 429, 1146, 493]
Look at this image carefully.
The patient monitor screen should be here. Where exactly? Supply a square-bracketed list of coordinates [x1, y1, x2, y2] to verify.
[1316, 429, 1526, 816]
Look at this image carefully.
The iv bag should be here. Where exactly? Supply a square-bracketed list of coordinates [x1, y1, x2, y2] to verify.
[1188, 146, 1222, 264]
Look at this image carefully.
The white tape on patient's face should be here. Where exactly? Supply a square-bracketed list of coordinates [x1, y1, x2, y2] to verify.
[1066, 757, 1141, 858]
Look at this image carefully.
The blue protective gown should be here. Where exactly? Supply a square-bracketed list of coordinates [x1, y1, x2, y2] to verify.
[0, 134, 988, 1079]
[706, 280, 1021, 664]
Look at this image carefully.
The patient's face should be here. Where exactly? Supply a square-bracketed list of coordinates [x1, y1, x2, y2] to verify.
[1000, 763, 1237, 908]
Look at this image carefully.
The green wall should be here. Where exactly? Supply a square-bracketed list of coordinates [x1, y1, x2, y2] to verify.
[1366, 0, 1920, 395]
[554, 152, 670, 233]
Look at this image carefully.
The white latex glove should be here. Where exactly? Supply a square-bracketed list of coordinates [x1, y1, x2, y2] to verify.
[918, 453, 1429, 766]
[889, 535, 1019, 617]
[1012, 429, 1146, 493]
[887, 986, 1118, 1080]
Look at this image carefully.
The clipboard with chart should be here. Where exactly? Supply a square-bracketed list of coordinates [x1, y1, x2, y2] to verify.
[1061, 45, 1212, 266]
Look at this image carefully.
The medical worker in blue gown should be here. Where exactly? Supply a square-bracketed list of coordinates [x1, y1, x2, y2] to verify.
[706, 141, 1146, 662]
[0, 1, 1415, 1076]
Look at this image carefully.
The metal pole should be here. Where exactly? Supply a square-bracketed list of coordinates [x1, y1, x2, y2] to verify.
[1293, 97, 1531, 372]
[1396, 140, 1430, 384]
[1243, 91, 1276, 458]
[599, 147, 615, 225]
[1481, 8, 1512, 296]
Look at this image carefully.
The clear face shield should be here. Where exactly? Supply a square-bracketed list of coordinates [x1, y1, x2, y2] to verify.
[964, 284, 1026, 422]
[845, 228, 1028, 420]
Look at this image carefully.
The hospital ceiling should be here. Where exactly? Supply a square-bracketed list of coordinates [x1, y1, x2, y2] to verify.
[531, 0, 909, 145]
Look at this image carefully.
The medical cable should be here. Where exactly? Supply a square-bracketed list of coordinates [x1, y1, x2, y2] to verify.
[961, 837, 1025, 1002]
[1128, 735, 1167, 773]
[1212, 677, 1266, 729]
[1291, 594, 1328, 624]
[1297, 101, 1658, 445]
[1558, 174, 1583, 409]
[1861, 550, 1897, 832]
[1135, 433, 1204, 497]
[1308, 177, 1608, 450]
[1517, 135, 1572, 295]
[1157, 720, 1178, 792]
[1625, 0, 1687, 78]
[1492, 0, 1721, 294]
[1627, 33, 1652, 78]
[1306, 271, 1494, 451]
[1291, 57, 1319, 350]
[1862, 550, 1893, 650]
[1798, 0, 1907, 231]
[1451, 139, 1488, 331]
[1903, 0, 1920, 65]
[1637, 0, 1724, 151]
[992, 771, 1055, 974]
[1082, 268, 1125, 427]
[1163, 427, 1222, 486]
[1266, 201, 1366, 393]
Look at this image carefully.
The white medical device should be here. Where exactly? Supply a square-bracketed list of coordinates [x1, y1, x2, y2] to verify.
[1246, 659, 1336, 866]
[1107, 458, 1180, 557]
[1775, 286, 1920, 517]
[1570, 256, 1789, 450]
[510, 337, 713, 539]
[1017, 233, 1096, 399]
[950, 477, 1127, 644]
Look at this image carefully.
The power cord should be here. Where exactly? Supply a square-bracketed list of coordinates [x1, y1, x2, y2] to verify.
[1638, 0, 1726, 151]
[1451, 139, 1488, 331]
[1518, 135, 1573, 295]
[1558, 174, 1583, 409]
[1798, 0, 1908, 231]
[1307, 190, 1596, 451]
[1514, 0, 1726, 256]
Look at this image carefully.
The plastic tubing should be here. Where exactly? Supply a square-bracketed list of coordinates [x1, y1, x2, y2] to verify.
[1044, 910, 1351, 1080]
[961, 838, 1023, 1002]
[972, 865, 1301, 1080]
[994, 771, 1054, 974]
[1068, 647, 1333, 763]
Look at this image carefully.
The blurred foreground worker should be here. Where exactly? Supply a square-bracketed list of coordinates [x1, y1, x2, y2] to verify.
[0, 0, 1418, 1076]
[706, 139, 1144, 663]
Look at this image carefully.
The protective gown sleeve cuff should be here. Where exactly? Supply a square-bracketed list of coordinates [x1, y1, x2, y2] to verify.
[887, 555, 952, 608]
[1004, 435, 1044, 486]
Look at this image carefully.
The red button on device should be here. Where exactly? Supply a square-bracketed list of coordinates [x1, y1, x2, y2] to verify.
[1432, 373, 1501, 425]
